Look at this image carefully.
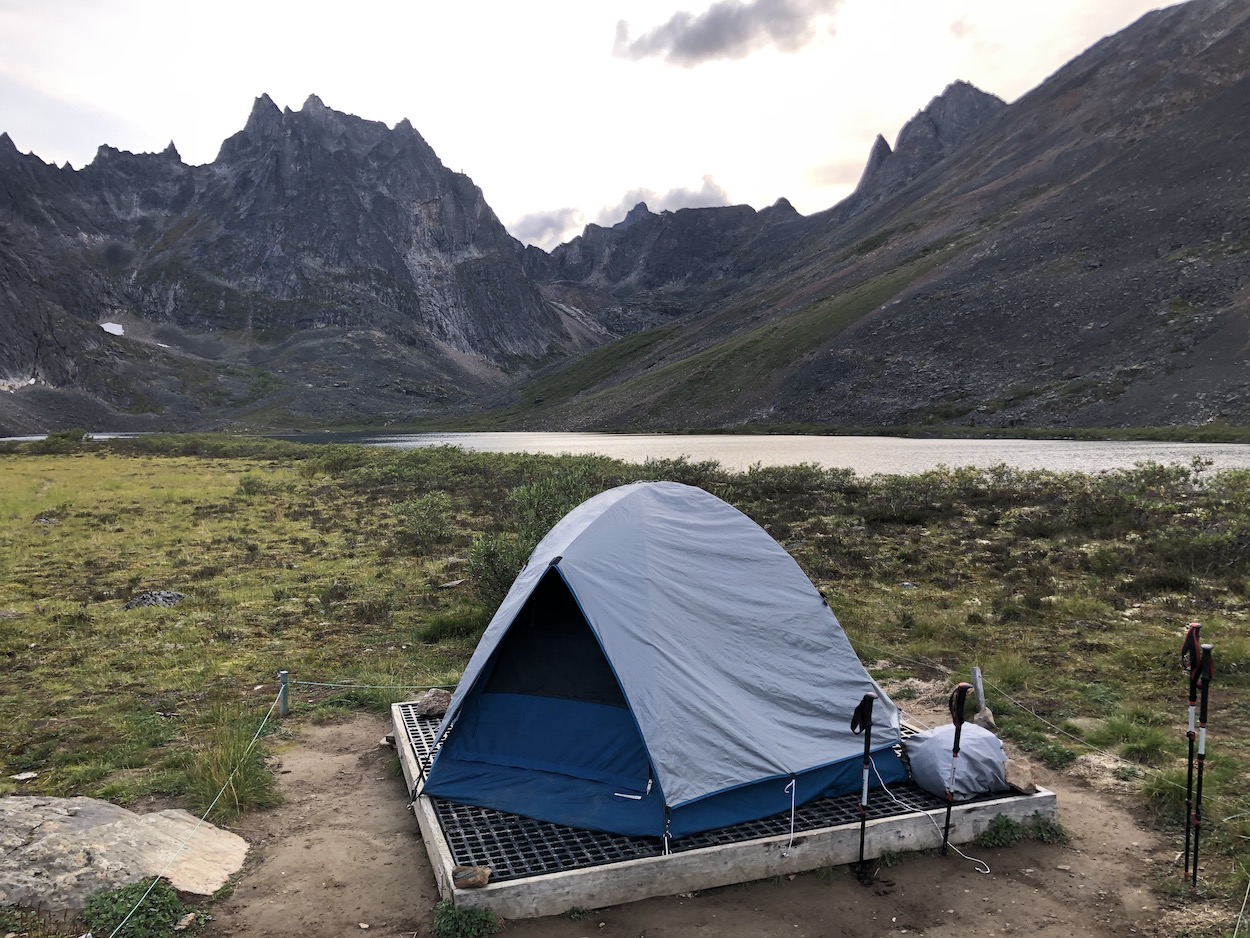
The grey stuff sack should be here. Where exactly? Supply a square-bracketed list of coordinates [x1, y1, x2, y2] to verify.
[904, 723, 1010, 802]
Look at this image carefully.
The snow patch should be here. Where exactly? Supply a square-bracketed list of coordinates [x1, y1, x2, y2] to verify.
[100, 322, 125, 336]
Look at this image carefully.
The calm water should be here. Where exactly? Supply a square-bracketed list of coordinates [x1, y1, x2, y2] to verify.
[289, 431, 1250, 475]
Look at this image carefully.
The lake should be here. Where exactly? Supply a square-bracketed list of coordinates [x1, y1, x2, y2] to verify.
[282, 431, 1250, 475]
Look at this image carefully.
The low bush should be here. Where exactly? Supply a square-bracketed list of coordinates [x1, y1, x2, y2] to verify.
[80, 878, 199, 938]
[432, 900, 500, 938]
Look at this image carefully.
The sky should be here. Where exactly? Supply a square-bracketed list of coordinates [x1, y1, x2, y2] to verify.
[0, 0, 1168, 250]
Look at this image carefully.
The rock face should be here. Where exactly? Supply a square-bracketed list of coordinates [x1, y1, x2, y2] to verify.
[847, 81, 1007, 215]
[0, 95, 592, 432]
[0, 796, 248, 910]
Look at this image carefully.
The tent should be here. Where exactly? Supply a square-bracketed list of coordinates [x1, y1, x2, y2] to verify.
[423, 481, 907, 839]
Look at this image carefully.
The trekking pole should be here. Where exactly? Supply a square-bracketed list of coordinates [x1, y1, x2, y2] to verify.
[941, 682, 973, 856]
[850, 692, 876, 883]
[1191, 643, 1214, 889]
[1181, 622, 1201, 877]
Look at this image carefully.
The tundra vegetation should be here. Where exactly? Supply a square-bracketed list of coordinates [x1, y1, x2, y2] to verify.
[0, 434, 1247, 928]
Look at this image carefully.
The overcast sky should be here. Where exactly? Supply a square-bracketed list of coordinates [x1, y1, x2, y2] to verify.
[0, 0, 1167, 250]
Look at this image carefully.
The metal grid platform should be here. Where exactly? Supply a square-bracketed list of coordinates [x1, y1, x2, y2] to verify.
[397, 702, 946, 884]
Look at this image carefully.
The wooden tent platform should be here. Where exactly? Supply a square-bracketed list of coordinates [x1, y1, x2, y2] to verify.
[392, 702, 1057, 919]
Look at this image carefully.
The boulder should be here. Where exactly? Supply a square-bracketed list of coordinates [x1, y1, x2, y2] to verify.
[0, 796, 248, 910]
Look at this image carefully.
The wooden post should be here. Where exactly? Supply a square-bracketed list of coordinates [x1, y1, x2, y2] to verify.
[278, 670, 290, 717]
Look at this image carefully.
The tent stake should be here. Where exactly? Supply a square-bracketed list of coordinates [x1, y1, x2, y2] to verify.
[941, 683, 973, 856]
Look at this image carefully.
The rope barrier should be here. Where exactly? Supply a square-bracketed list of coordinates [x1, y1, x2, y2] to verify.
[104, 691, 282, 938]
[288, 680, 456, 690]
[1234, 870, 1249, 938]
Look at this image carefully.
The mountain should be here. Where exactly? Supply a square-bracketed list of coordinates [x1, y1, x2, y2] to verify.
[3, 0, 1249, 436]
[0, 95, 601, 433]
[505, 0, 1250, 432]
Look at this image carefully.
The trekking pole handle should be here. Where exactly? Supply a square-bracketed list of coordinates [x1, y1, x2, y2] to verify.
[949, 682, 973, 726]
[851, 692, 877, 734]
[1198, 644, 1213, 724]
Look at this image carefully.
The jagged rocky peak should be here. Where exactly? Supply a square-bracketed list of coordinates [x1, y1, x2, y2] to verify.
[618, 202, 653, 229]
[88, 142, 186, 173]
[760, 196, 800, 220]
[895, 80, 1006, 154]
[848, 80, 1005, 210]
[242, 93, 283, 140]
[854, 134, 894, 193]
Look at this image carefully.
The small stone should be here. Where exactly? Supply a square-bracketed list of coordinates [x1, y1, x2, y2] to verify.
[411, 688, 452, 718]
[8, 771, 38, 781]
[173, 912, 198, 931]
[1056, 865, 1071, 872]
[452, 865, 491, 888]
[359, 924, 370, 930]
[1004, 758, 1037, 794]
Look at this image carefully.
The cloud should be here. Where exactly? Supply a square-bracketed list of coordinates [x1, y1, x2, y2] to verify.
[595, 175, 732, 227]
[510, 207, 585, 250]
[615, 0, 841, 67]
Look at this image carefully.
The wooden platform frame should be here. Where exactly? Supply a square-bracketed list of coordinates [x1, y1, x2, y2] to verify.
[392, 703, 1057, 920]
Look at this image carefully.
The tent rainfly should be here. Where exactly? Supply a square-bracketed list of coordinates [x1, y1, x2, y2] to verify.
[423, 481, 907, 839]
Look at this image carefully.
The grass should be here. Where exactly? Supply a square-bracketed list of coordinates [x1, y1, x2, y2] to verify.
[0, 437, 1248, 905]
[973, 813, 1070, 848]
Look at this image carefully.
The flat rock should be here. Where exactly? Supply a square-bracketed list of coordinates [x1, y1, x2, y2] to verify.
[0, 796, 248, 910]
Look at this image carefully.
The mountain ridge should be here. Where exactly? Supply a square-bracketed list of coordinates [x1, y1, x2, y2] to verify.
[2, 0, 1249, 435]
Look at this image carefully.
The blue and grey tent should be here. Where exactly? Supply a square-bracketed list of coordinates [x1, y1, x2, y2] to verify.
[423, 481, 907, 839]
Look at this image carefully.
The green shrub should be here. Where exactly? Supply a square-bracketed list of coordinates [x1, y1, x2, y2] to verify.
[972, 813, 1068, 848]
[974, 814, 1027, 847]
[432, 900, 500, 938]
[235, 473, 272, 496]
[468, 534, 530, 610]
[395, 491, 455, 552]
[1029, 812, 1069, 844]
[81, 878, 199, 938]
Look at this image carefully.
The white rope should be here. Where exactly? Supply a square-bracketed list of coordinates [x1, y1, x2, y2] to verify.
[105, 692, 281, 938]
[288, 680, 455, 690]
[870, 756, 990, 875]
[781, 779, 797, 857]
[1234, 870, 1250, 938]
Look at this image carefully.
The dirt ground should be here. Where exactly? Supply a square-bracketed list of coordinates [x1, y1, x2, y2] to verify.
[201, 713, 1210, 938]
